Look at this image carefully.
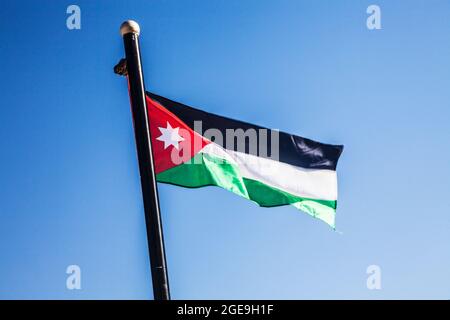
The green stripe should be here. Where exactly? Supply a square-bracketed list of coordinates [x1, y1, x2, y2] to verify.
[156, 153, 336, 228]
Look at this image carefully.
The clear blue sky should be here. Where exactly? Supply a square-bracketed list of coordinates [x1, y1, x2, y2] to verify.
[1, 0, 449, 299]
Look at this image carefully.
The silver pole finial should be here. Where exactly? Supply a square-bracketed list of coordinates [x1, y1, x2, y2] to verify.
[120, 20, 140, 36]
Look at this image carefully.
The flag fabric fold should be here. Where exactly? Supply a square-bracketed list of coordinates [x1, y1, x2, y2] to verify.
[146, 92, 343, 228]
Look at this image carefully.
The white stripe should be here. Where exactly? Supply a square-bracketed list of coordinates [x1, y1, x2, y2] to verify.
[200, 143, 338, 201]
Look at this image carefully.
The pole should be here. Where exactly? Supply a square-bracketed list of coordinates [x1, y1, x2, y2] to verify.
[119, 20, 170, 300]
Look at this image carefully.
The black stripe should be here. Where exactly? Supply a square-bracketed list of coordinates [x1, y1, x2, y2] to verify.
[147, 92, 343, 170]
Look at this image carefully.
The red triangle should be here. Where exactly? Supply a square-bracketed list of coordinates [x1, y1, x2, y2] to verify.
[146, 96, 210, 174]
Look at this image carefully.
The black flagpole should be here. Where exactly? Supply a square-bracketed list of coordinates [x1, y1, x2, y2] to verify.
[118, 20, 170, 300]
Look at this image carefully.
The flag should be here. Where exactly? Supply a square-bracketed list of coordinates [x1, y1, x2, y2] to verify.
[146, 92, 343, 228]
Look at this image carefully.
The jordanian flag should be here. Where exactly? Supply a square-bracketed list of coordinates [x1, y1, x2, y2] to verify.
[146, 92, 343, 228]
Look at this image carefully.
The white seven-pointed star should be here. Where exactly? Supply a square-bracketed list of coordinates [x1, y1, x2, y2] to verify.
[156, 122, 185, 150]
